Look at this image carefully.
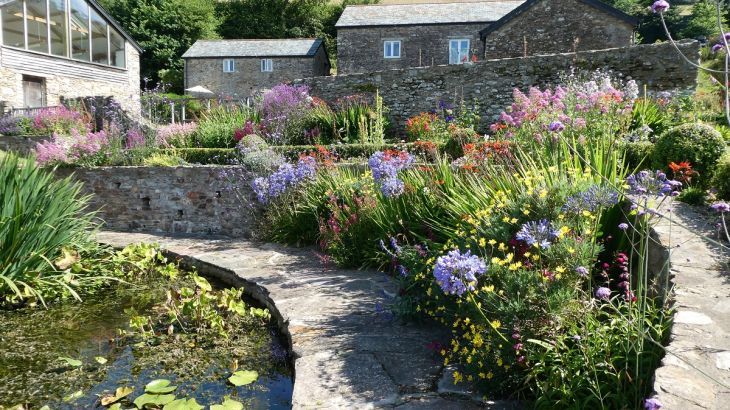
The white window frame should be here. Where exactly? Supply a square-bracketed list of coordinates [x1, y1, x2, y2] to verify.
[260, 58, 273, 72]
[383, 40, 401, 59]
[223, 59, 235, 73]
[449, 38, 470, 65]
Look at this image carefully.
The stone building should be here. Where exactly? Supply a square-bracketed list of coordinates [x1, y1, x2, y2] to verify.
[0, 0, 141, 112]
[182, 38, 330, 98]
[335, 0, 637, 75]
[481, 0, 638, 59]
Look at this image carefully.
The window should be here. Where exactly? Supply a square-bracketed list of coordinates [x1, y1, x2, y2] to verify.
[0, 0, 126, 67]
[223, 59, 235, 72]
[449, 39, 470, 65]
[90, 8, 108, 64]
[22, 75, 46, 108]
[109, 26, 125, 68]
[26, 0, 49, 53]
[384, 40, 401, 59]
[49, 0, 68, 57]
[2, 0, 25, 48]
[261, 59, 273, 72]
[70, 0, 90, 61]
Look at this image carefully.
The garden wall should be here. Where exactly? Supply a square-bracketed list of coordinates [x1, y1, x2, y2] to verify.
[298, 41, 700, 132]
[0, 135, 49, 155]
[56, 166, 258, 237]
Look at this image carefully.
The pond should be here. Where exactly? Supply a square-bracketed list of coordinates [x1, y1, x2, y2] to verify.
[0, 270, 293, 409]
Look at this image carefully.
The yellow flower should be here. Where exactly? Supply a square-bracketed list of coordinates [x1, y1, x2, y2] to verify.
[555, 266, 566, 273]
[491, 320, 501, 329]
[481, 285, 495, 293]
[523, 209, 530, 216]
[539, 189, 548, 199]
[497, 358, 503, 367]
[510, 218, 518, 224]
[479, 238, 487, 247]
[486, 371, 494, 380]
[488, 239, 497, 245]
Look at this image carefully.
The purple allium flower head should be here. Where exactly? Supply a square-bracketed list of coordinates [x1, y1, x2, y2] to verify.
[644, 398, 662, 410]
[433, 250, 488, 296]
[595, 287, 611, 300]
[712, 43, 725, 53]
[516, 219, 560, 249]
[711, 201, 730, 213]
[576, 266, 589, 277]
[651, 0, 669, 13]
[548, 121, 565, 132]
[618, 223, 629, 230]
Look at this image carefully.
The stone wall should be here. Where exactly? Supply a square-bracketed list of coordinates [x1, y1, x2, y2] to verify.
[482, 0, 635, 59]
[298, 41, 699, 133]
[0, 135, 49, 154]
[337, 23, 486, 75]
[56, 166, 258, 237]
[0, 42, 141, 114]
[185, 47, 330, 98]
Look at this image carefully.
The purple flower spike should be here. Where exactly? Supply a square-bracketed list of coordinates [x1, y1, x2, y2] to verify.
[651, 0, 669, 13]
[595, 287, 611, 300]
[644, 398, 662, 410]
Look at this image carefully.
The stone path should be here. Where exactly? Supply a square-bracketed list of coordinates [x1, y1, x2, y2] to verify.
[97, 232, 513, 409]
[651, 203, 730, 409]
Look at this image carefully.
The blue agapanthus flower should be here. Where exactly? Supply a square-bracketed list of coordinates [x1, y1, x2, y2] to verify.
[626, 170, 681, 197]
[380, 177, 405, 198]
[516, 219, 560, 249]
[562, 185, 619, 213]
[251, 156, 318, 203]
[433, 249, 488, 296]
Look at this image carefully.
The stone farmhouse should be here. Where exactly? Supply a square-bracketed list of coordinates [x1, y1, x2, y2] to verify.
[335, 0, 638, 75]
[0, 0, 141, 112]
[182, 39, 330, 98]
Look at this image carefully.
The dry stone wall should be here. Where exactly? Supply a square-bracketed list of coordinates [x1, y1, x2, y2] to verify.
[0, 135, 49, 154]
[56, 166, 258, 237]
[298, 41, 700, 133]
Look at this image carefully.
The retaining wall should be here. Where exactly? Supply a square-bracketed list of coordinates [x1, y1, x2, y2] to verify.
[56, 166, 257, 237]
[0, 135, 49, 155]
[298, 41, 700, 132]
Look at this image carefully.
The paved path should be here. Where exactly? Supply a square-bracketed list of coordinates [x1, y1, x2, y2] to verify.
[651, 203, 730, 409]
[97, 232, 507, 409]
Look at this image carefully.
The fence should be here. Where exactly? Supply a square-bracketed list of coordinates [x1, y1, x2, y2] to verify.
[140, 96, 253, 125]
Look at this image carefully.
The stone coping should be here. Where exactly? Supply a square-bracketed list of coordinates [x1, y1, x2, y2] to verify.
[648, 202, 730, 409]
[97, 231, 519, 409]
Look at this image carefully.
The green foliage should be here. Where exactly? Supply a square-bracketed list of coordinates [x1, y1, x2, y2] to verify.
[630, 98, 673, 140]
[196, 106, 255, 148]
[652, 123, 726, 186]
[158, 148, 236, 165]
[712, 150, 730, 199]
[98, 0, 219, 91]
[677, 186, 707, 205]
[304, 93, 387, 144]
[621, 140, 656, 171]
[142, 152, 187, 167]
[0, 153, 98, 305]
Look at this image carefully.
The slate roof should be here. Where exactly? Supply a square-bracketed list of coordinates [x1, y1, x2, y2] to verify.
[480, 0, 639, 39]
[335, 1, 525, 28]
[182, 39, 325, 58]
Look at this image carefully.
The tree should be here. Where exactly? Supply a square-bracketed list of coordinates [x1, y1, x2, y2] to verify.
[98, 0, 219, 92]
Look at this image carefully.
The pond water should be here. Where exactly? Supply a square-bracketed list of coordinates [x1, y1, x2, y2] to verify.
[0, 274, 293, 409]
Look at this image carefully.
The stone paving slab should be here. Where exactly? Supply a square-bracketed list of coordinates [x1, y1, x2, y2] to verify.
[650, 203, 730, 409]
[96, 231, 485, 409]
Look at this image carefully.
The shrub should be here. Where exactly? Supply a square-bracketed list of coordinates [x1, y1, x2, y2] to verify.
[259, 84, 315, 145]
[0, 116, 21, 136]
[677, 186, 707, 205]
[405, 112, 448, 142]
[156, 122, 198, 148]
[196, 106, 254, 148]
[0, 153, 98, 305]
[31, 106, 89, 136]
[629, 98, 673, 140]
[621, 141, 656, 171]
[35, 129, 121, 167]
[143, 152, 187, 167]
[712, 150, 730, 199]
[652, 123, 726, 186]
[159, 148, 238, 165]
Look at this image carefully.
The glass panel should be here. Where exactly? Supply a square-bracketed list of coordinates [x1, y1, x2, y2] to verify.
[70, 0, 90, 61]
[393, 41, 400, 57]
[49, 0, 68, 56]
[26, 0, 49, 53]
[449, 40, 458, 64]
[384, 42, 391, 57]
[2, 1, 25, 48]
[90, 8, 107, 64]
[109, 26, 125, 68]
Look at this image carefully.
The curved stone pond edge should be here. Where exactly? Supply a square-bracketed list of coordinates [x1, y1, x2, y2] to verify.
[97, 232, 502, 409]
[648, 202, 730, 409]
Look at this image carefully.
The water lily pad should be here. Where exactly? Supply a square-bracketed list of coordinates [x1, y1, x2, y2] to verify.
[228, 370, 258, 386]
[162, 398, 203, 410]
[58, 356, 82, 367]
[95, 356, 108, 364]
[144, 379, 177, 394]
[210, 396, 244, 410]
[133, 393, 175, 408]
[101, 386, 134, 406]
